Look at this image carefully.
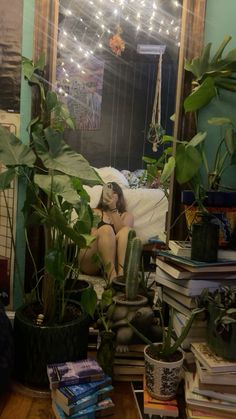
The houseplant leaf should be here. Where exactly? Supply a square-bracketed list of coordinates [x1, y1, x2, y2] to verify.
[184, 77, 217, 112]
[0, 167, 16, 190]
[175, 144, 202, 184]
[34, 127, 102, 185]
[0, 126, 36, 167]
[35, 174, 81, 205]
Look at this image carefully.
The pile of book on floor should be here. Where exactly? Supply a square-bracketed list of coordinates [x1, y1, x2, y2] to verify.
[185, 341, 236, 419]
[155, 250, 236, 366]
[47, 358, 114, 418]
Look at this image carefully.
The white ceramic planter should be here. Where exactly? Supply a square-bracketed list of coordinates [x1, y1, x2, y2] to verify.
[144, 344, 184, 400]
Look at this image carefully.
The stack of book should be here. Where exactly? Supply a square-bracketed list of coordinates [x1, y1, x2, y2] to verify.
[132, 378, 179, 418]
[185, 342, 236, 419]
[47, 359, 114, 418]
[155, 251, 236, 362]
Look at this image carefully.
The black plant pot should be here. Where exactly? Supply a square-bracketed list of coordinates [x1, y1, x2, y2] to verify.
[181, 190, 236, 248]
[14, 306, 90, 388]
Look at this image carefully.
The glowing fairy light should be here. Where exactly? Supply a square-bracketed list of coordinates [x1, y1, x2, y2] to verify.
[98, 43, 103, 48]
[63, 30, 67, 36]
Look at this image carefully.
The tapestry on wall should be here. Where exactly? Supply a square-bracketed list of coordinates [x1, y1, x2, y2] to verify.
[57, 56, 104, 130]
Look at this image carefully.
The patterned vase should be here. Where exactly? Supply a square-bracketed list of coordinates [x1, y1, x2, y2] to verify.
[144, 344, 184, 400]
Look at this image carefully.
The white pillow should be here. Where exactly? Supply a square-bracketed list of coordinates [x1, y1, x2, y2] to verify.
[94, 166, 129, 188]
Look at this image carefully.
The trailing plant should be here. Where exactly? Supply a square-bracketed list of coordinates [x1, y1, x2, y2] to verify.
[129, 298, 204, 360]
[0, 55, 102, 324]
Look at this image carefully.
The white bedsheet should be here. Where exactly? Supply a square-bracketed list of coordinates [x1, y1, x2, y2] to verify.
[84, 185, 168, 244]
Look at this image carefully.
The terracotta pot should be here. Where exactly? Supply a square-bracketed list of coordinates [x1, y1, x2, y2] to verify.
[144, 344, 184, 400]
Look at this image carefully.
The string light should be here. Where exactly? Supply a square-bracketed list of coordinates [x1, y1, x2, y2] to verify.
[57, 0, 182, 90]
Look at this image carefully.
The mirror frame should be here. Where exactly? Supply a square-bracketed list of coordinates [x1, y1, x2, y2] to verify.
[166, 0, 207, 243]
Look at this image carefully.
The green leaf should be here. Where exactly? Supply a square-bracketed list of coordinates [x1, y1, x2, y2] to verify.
[184, 43, 211, 79]
[34, 54, 45, 71]
[211, 35, 232, 64]
[160, 156, 175, 183]
[35, 174, 81, 204]
[22, 57, 34, 80]
[208, 117, 232, 126]
[184, 77, 217, 112]
[34, 127, 102, 185]
[0, 167, 16, 190]
[175, 144, 202, 184]
[46, 91, 58, 112]
[224, 127, 236, 155]
[80, 286, 97, 317]
[100, 289, 113, 310]
[45, 248, 64, 282]
[188, 131, 207, 147]
[0, 126, 36, 167]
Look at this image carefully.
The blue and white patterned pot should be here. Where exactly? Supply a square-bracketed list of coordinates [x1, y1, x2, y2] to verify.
[144, 344, 184, 400]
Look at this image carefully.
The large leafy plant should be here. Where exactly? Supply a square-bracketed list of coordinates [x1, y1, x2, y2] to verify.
[144, 36, 236, 206]
[0, 55, 102, 324]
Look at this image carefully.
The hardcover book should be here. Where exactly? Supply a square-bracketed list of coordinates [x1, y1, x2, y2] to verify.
[55, 375, 112, 405]
[54, 385, 114, 416]
[155, 267, 234, 296]
[156, 257, 236, 280]
[156, 251, 236, 273]
[52, 397, 114, 419]
[195, 360, 236, 386]
[47, 359, 104, 389]
[191, 342, 236, 373]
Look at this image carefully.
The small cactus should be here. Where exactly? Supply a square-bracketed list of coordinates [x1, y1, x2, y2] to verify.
[123, 229, 136, 277]
[125, 237, 142, 301]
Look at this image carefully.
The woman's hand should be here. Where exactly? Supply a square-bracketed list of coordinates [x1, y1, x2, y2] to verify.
[103, 185, 117, 210]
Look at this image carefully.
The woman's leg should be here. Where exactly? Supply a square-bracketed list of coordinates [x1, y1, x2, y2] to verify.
[97, 225, 117, 280]
[80, 225, 117, 281]
[116, 226, 132, 276]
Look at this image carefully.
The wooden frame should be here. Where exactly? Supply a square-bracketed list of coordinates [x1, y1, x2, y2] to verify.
[166, 0, 207, 243]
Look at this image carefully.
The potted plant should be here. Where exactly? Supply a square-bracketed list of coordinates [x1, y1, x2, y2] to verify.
[129, 302, 204, 400]
[145, 36, 236, 250]
[200, 286, 236, 361]
[0, 55, 102, 387]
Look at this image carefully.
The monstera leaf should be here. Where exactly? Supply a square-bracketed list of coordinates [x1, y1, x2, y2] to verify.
[34, 174, 81, 205]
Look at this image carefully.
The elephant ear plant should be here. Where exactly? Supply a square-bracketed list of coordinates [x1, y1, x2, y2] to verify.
[0, 55, 102, 325]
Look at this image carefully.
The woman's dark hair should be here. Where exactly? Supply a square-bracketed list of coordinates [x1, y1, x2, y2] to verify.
[97, 182, 127, 213]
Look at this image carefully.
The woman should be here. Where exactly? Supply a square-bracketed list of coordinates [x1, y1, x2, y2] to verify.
[80, 182, 134, 281]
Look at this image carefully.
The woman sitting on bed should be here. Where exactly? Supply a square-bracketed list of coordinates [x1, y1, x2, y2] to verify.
[80, 182, 134, 281]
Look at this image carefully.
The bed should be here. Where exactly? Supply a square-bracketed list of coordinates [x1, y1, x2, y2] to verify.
[85, 166, 168, 244]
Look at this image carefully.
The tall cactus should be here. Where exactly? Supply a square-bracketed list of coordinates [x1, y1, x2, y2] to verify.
[125, 237, 142, 301]
[123, 229, 136, 277]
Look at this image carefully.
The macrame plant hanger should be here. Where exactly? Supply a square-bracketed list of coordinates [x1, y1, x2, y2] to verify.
[150, 51, 164, 151]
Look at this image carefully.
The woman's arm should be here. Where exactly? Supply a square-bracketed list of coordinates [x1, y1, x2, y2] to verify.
[109, 210, 134, 232]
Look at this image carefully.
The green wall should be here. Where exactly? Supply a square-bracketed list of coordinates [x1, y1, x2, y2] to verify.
[14, 0, 35, 309]
[198, 0, 236, 190]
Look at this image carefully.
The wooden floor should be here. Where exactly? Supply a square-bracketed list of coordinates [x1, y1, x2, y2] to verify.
[0, 381, 140, 419]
